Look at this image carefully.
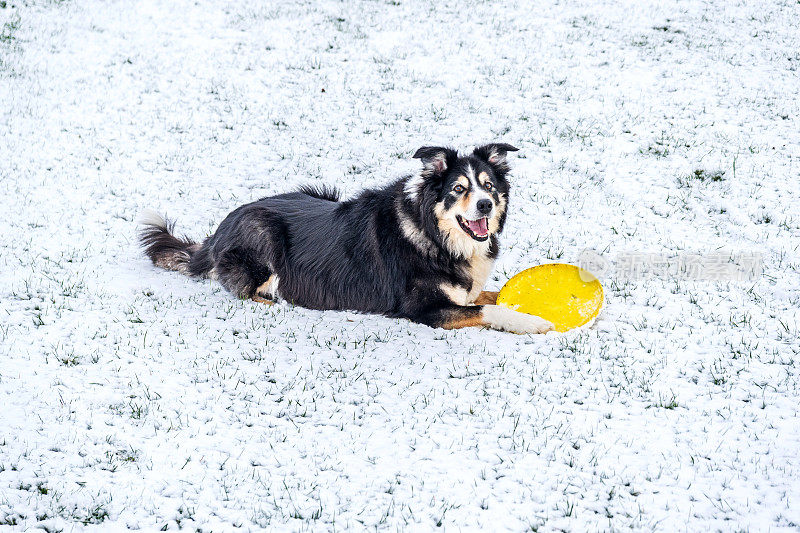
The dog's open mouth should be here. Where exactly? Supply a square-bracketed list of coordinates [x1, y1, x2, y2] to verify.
[456, 215, 489, 241]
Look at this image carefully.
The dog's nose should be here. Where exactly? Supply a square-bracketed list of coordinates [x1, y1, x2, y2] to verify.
[476, 199, 493, 215]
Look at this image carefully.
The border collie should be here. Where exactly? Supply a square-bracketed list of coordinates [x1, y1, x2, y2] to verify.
[139, 144, 554, 334]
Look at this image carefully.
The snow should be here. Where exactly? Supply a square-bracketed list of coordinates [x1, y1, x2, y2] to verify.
[1, 0, 799, 529]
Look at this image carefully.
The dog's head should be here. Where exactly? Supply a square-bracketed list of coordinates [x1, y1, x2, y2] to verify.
[404, 143, 517, 257]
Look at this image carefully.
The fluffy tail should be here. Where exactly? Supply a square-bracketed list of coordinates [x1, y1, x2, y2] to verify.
[138, 209, 200, 275]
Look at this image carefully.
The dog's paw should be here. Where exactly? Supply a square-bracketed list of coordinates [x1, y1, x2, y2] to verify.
[521, 314, 555, 334]
[482, 305, 555, 334]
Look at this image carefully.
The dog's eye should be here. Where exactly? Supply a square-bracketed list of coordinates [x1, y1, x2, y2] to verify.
[453, 185, 465, 193]
[483, 182, 493, 191]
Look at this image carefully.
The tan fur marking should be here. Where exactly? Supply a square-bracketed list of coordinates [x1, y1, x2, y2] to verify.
[251, 295, 274, 305]
[441, 314, 485, 330]
[477, 172, 490, 187]
[474, 291, 499, 305]
[255, 280, 272, 296]
[255, 275, 279, 300]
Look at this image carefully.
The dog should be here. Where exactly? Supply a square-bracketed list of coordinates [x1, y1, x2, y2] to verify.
[139, 143, 554, 334]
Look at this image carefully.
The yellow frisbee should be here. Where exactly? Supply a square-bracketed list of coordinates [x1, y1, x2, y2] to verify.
[497, 263, 604, 332]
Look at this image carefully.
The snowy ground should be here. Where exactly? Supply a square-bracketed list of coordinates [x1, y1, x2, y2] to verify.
[2, 0, 799, 530]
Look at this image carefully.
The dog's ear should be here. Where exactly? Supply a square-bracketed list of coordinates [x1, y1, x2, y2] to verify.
[473, 143, 519, 171]
[413, 146, 457, 177]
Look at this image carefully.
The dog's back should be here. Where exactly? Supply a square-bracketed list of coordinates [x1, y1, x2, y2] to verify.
[142, 186, 411, 312]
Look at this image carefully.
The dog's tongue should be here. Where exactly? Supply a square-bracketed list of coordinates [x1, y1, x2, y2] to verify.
[467, 218, 488, 235]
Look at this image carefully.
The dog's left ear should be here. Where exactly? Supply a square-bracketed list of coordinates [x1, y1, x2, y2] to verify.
[473, 143, 519, 171]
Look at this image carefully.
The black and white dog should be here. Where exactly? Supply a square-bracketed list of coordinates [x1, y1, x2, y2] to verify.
[140, 144, 554, 334]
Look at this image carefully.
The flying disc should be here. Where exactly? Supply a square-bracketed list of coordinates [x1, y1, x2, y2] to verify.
[496, 264, 604, 332]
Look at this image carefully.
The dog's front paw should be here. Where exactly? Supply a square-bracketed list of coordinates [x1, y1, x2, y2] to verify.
[482, 305, 555, 334]
[519, 314, 556, 334]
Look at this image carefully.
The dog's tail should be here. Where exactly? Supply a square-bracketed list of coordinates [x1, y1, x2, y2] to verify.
[138, 209, 203, 275]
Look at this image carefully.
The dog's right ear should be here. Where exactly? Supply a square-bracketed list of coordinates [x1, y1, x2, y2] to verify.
[413, 146, 456, 177]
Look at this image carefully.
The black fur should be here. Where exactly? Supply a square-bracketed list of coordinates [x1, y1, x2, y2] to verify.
[296, 184, 340, 202]
[140, 144, 518, 329]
